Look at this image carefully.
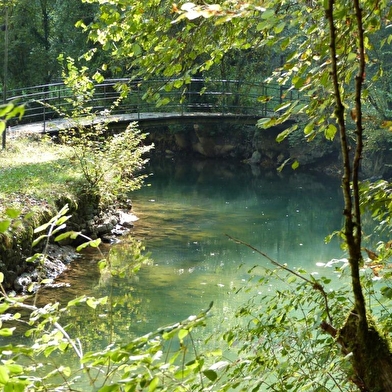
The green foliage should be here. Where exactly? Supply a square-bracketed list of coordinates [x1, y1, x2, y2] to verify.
[63, 120, 152, 207]
[0, 103, 24, 136]
[0, 0, 100, 88]
[217, 270, 354, 391]
[57, 56, 154, 208]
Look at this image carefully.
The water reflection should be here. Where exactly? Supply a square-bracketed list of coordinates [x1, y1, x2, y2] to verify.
[21, 158, 345, 351]
[121, 157, 344, 336]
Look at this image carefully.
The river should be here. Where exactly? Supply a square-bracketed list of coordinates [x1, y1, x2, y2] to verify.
[35, 156, 344, 352]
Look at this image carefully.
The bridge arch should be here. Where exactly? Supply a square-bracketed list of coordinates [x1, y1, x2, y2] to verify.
[5, 78, 303, 130]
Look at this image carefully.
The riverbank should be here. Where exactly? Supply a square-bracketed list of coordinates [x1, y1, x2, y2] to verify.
[0, 135, 138, 292]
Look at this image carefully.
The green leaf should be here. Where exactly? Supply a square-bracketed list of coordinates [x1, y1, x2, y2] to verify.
[0, 273, 3, 284]
[0, 302, 10, 314]
[276, 128, 293, 143]
[257, 117, 275, 129]
[0, 366, 9, 384]
[6, 364, 23, 375]
[77, 238, 101, 251]
[55, 231, 81, 242]
[148, 377, 159, 392]
[0, 220, 11, 233]
[56, 215, 71, 226]
[93, 71, 105, 83]
[67, 296, 87, 307]
[0, 103, 14, 117]
[5, 208, 20, 219]
[291, 160, 299, 170]
[325, 124, 337, 141]
[89, 238, 102, 248]
[132, 43, 142, 56]
[203, 369, 218, 381]
[156, 97, 171, 107]
[98, 385, 120, 392]
[26, 253, 41, 263]
[261, 9, 275, 20]
[52, 223, 67, 236]
[178, 329, 189, 341]
[274, 22, 286, 34]
[277, 158, 291, 172]
[4, 381, 27, 392]
[0, 328, 15, 337]
[34, 222, 51, 234]
[32, 235, 48, 247]
[274, 101, 292, 112]
[86, 298, 98, 309]
[304, 123, 314, 135]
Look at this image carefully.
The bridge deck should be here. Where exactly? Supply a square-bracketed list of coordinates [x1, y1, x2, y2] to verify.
[9, 112, 266, 135]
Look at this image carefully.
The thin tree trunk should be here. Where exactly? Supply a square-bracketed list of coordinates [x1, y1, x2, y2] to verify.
[325, 1, 392, 390]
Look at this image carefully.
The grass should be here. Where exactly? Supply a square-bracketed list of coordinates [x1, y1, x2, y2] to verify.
[0, 134, 81, 214]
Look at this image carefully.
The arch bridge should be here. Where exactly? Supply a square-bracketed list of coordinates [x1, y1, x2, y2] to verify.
[5, 78, 303, 135]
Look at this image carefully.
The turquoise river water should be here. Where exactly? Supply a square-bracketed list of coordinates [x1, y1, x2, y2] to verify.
[17, 157, 346, 358]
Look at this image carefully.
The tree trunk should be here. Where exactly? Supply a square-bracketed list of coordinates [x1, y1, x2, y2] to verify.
[326, 1, 392, 390]
[338, 313, 392, 391]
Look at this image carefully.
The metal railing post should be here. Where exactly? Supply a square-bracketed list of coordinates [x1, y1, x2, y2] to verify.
[2, 5, 9, 149]
[43, 85, 46, 133]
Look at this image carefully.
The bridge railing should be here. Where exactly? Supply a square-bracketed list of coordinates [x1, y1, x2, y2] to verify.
[6, 78, 304, 126]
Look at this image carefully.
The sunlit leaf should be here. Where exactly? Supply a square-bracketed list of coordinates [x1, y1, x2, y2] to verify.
[32, 235, 48, 247]
[76, 238, 101, 251]
[5, 208, 20, 219]
[277, 158, 291, 172]
[178, 329, 189, 341]
[274, 102, 292, 112]
[0, 103, 14, 117]
[0, 328, 15, 337]
[0, 220, 11, 233]
[0, 303, 9, 314]
[26, 253, 41, 263]
[67, 296, 87, 307]
[304, 123, 314, 135]
[148, 377, 159, 392]
[34, 222, 51, 234]
[55, 231, 80, 242]
[291, 160, 299, 170]
[325, 124, 337, 141]
[275, 128, 292, 143]
[89, 238, 102, 248]
[0, 366, 9, 384]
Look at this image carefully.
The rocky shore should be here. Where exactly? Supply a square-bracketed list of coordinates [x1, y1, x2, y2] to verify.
[0, 196, 139, 293]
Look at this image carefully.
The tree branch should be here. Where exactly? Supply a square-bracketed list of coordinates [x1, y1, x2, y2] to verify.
[226, 234, 334, 325]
